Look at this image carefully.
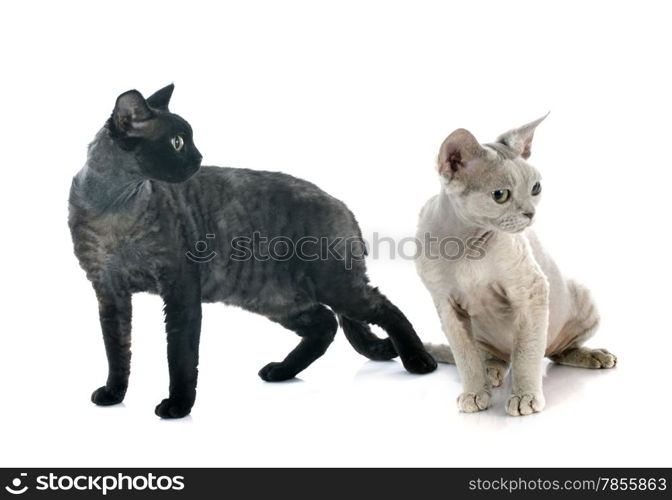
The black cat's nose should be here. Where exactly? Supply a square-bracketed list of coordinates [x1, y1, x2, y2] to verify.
[523, 211, 535, 220]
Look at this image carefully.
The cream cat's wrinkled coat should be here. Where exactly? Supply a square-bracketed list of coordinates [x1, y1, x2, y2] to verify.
[415, 116, 616, 416]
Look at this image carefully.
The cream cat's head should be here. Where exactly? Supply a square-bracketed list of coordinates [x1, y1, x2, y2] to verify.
[437, 115, 548, 233]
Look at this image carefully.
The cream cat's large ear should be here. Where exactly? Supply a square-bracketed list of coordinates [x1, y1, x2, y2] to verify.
[112, 90, 154, 136]
[496, 113, 549, 159]
[438, 128, 485, 178]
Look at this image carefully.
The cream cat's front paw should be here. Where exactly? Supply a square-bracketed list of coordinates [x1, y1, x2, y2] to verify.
[457, 390, 491, 412]
[506, 392, 545, 416]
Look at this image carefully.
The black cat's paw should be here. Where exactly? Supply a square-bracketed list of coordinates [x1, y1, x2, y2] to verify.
[401, 350, 438, 374]
[154, 398, 193, 419]
[91, 386, 126, 406]
[258, 362, 297, 382]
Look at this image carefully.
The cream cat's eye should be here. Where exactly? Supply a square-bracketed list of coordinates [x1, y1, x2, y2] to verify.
[492, 189, 511, 204]
[171, 135, 185, 152]
[532, 181, 542, 196]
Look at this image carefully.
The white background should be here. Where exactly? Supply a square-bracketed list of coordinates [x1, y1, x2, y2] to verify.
[1, 0, 671, 467]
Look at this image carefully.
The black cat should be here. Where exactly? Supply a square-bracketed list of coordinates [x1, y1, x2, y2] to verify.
[69, 84, 436, 418]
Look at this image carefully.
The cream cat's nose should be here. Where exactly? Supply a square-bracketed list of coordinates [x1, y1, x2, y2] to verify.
[523, 211, 535, 220]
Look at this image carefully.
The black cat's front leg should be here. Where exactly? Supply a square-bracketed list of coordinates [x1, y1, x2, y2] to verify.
[92, 289, 132, 406]
[155, 269, 202, 419]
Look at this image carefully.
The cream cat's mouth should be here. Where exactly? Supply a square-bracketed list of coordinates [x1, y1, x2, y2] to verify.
[498, 219, 533, 233]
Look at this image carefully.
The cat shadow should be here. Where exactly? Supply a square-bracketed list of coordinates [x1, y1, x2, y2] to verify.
[352, 359, 615, 421]
[465, 362, 615, 419]
[257, 377, 306, 389]
[353, 359, 453, 381]
[458, 363, 589, 419]
[541, 362, 615, 409]
[93, 402, 197, 423]
[268, 377, 305, 385]
[159, 415, 194, 424]
[94, 402, 127, 411]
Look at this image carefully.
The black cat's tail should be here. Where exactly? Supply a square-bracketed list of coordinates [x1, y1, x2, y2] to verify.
[338, 315, 398, 361]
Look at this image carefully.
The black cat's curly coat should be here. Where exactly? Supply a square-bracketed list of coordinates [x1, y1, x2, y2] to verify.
[69, 84, 436, 418]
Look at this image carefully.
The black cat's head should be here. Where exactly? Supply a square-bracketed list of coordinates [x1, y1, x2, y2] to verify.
[108, 84, 202, 183]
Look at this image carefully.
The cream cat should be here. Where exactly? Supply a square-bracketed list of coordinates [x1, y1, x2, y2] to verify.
[415, 115, 616, 416]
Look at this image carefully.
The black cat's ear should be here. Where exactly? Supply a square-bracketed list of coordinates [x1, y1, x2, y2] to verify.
[438, 128, 486, 178]
[496, 112, 549, 159]
[112, 90, 153, 136]
[146, 83, 175, 111]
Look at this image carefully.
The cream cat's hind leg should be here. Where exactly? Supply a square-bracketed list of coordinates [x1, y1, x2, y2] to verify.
[550, 347, 616, 368]
[425, 343, 509, 387]
[485, 356, 509, 387]
[548, 280, 617, 369]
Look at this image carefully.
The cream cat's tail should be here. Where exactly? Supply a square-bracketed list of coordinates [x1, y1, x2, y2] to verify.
[424, 343, 455, 364]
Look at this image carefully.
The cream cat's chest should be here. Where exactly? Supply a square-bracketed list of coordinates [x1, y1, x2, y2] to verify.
[419, 232, 542, 301]
[420, 232, 548, 358]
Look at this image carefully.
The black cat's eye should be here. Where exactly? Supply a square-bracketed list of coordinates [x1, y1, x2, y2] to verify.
[531, 181, 542, 196]
[492, 189, 511, 204]
[171, 135, 185, 152]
